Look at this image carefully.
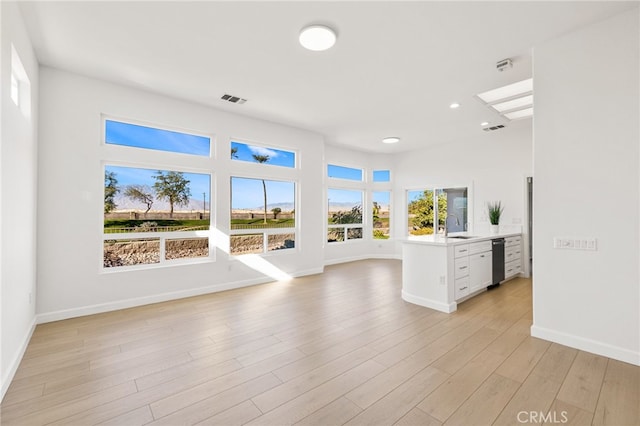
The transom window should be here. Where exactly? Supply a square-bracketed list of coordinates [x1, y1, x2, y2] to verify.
[327, 164, 363, 181]
[231, 141, 296, 168]
[105, 119, 211, 156]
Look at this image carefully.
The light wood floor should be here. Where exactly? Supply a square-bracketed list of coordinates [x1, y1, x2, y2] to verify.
[1, 259, 638, 426]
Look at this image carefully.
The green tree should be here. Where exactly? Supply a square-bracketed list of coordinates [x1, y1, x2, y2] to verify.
[231, 146, 238, 158]
[408, 190, 447, 232]
[252, 154, 270, 224]
[104, 171, 119, 213]
[330, 205, 362, 224]
[124, 185, 154, 214]
[271, 207, 282, 219]
[152, 171, 191, 218]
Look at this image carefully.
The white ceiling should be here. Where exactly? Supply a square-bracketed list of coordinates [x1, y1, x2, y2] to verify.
[18, 1, 637, 153]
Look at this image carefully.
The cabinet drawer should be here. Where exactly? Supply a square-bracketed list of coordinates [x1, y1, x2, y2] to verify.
[454, 244, 470, 258]
[454, 257, 469, 279]
[505, 236, 522, 247]
[455, 277, 470, 300]
[505, 259, 522, 278]
[469, 240, 492, 255]
[505, 246, 522, 262]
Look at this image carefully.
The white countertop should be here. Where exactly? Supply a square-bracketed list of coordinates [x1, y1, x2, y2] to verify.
[404, 232, 521, 246]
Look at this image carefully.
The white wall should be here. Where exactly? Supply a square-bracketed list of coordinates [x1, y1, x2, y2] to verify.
[393, 121, 532, 244]
[532, 8, 639, 365]
[1, 1, 39, 399]
[37, 68, 325, 321]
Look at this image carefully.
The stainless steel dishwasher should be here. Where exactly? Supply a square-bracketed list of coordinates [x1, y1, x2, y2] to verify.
[489, 238, 505, 289]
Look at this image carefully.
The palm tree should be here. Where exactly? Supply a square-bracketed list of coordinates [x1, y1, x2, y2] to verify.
[252, 154, 270, 224]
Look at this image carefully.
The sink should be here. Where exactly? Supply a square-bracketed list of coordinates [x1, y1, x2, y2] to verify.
[447, 235, 477, 239]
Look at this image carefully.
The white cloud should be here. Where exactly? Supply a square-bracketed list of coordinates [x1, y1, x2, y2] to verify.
[248, 145, 279, 158]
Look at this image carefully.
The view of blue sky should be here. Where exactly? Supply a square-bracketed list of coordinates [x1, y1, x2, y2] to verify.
[105, 120, 210, 156]
[328, 188, 362, 210]
[408, 189, 431, 203]
[231, 177, 295, 210]
[231, 141, 295, 168]
[373, 170, 391, 182]
[328, 164, 363, 181]
[373, 191, 390, 210]
[106, 165, 211, 201]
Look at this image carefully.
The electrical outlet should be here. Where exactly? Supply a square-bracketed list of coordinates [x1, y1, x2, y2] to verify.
[439, 276, 446, 285]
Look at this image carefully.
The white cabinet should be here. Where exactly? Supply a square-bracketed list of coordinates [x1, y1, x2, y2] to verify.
[505, 236, 523, 279]
[454, 241, 492, 298]
[468, 250, 492, 292]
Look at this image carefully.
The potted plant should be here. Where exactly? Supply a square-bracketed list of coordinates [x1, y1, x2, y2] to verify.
[487, 201, 503, 235]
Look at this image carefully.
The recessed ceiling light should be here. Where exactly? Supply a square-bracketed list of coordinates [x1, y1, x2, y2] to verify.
[299, 25, 337, 51]
[382, 137, 400, 144]
[450, 102, 461, 109]
[481, 122, 489, 126]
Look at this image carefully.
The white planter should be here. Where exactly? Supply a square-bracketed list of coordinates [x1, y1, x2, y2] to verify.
[490, 224, 500, 235]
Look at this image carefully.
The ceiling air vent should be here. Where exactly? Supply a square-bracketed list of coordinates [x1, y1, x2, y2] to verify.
[221, 94, 247, 104]
[483, 124, 505, 132]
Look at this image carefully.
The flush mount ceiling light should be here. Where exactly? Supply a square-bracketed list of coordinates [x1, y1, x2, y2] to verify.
[299, 25, 337, 51]
[382, 137, 400, 144]
[449, 102, 461, 109]
[476, 78, 533, 121]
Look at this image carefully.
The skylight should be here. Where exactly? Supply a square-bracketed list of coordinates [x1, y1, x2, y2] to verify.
[477, 78, 532, 103]
[504, 107, 533, 120]
[476, 78, 533, 122]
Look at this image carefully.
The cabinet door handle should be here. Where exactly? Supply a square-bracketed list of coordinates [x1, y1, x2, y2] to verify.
[480, 255, 485, 258]
[459, 266, 468, 270]
[460, 286, 467, 290]
[459, 249, 467, 253]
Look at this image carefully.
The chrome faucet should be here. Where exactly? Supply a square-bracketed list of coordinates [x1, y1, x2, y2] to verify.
[444, 214, 460, 236]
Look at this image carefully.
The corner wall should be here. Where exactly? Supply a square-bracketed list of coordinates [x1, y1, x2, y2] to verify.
[393, 122, 533, 253]
[36, 68, 325, 322]
[532, 8, 640, 365]
[1, 2, 39, 399]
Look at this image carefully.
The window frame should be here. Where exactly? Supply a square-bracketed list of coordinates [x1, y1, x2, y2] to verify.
[327, 163, 364, 182]
[101, 115, 214, 158]
[101, 159, 215, 272]
[230, 139, 298, 169]
[405, 184, 471, 237]
[327, 187, 365, 244]
[229, 174, 298, 256]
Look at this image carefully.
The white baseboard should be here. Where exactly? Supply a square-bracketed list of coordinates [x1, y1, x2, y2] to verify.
[1, 316, 37, 402]
[401, 290, 457, 313]
[324, 253, 399, 266]
[37, 267, 324, 324]
[531, 325, 640, 366]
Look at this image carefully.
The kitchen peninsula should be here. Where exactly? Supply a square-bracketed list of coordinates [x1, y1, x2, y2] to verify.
[402, 233, 523, 313]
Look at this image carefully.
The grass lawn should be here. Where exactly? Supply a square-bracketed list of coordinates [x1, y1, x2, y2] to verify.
[104, 219, 209, 231]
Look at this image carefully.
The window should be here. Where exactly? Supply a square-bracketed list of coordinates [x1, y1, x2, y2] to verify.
[10, 44, 30, 115]
[327, 164, 363, 181]
[10, 72, 19, 106]
[103, 165, 211, 268]
[373, 170, 390, 182]
[407, 187, 467, 236]
[231, 141, 295, 168]
[327, 188, 363, 243]
[372, 191, 390, 239]
[105, 119, 211, 156]
[230, 177, 295, 255]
